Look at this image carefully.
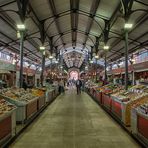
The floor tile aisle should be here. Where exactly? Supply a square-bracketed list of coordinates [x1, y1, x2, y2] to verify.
[10, 90, 140, 148]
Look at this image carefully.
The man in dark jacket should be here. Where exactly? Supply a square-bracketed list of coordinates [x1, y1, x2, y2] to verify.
[76, 79, 82, 94]
[23, 79, 28, 90]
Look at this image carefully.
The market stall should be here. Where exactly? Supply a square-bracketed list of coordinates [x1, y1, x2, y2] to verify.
[0, 88, 45, 122]
[0, 97, 16, 145]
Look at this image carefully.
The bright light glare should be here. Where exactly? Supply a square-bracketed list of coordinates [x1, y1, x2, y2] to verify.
[17, 24, 25, 30]
[43, 51, 45, 55]
[49, 56, 53, 59]
[17, 31, 21, 38]
[103, 46, 109, 50]
[95, 55, 99, 59]
[40, 46, 45, 50]
[85, 66, 88, 70]
[90, 60, 93, 63]
[124, 23, 133, 29]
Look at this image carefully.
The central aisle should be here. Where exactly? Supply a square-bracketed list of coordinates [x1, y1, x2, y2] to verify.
[10, 90, 140, 148]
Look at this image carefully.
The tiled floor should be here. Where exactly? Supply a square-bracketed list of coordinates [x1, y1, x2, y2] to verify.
[10, 90, 141, 148]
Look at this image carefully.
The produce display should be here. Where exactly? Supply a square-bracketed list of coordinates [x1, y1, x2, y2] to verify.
[137, 102, 148, 115]
[111, 85, 148, 126]
[0, 88, 37, 102]
[99, 84, 123, 94]
[0, 97, 16, 116]
[87, 82, 148, 128]
[85, 81, 98, 89]
[0, 85, 58, 147]
[31, 88, 45, 97]
[111, 85, 147, 102]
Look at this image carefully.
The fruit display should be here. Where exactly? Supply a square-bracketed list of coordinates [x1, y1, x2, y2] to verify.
[111, 84, 148, 102]
[0, 97, 16, 116]
[31, 88, 45, 97]
[85, 81, 98, 89]
[130, 84, 146, 91]
[99, 84, 122, 95]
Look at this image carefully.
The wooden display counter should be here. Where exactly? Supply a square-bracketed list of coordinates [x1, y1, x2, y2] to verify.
[111, 97, 122, 120]
[102, 93, 112, 111]
[0, 115, 11, 143]
[0, 109, 16, 146]
[95, 91, 102, 104]
[37, 96, 45, 110]
[46, 90, 55, 103]
[26, 99, 38, 119]
[137, 112, 148, 144]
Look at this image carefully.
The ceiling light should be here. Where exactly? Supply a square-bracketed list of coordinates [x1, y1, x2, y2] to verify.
[40, 46, 45, 50]
[95, 55, 99, 59]
[17, 24, 25, 30]
[103, 46, 109, 50]
[124, 23, 133, 29]
[90, 60, 93, 63]
[85, 66, 88, 70]
[131, 59, 135, 62]
[49, 55, 53, 59]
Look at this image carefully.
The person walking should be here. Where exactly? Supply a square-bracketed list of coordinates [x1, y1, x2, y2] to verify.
[59, 79, 65, 94]
[76, 79, 82, 94]
[23, 78, 28, 90]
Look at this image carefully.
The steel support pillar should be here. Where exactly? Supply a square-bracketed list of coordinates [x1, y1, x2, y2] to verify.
[40, 54, 45, 86]
[19, 31, 24, 88]
[124, 30, 129, 90]
[104, 53, 107, 81]
[95, 59, 97, 82]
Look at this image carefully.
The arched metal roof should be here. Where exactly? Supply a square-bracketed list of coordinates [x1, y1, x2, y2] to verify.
[0, 0, 147, 68]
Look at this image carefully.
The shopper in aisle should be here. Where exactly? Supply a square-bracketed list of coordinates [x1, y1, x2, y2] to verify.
[22, 79, 28, 90]
[59, 79, 65, 94]
[76, 79, 82, 94]
[81, 79, 85, 91]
